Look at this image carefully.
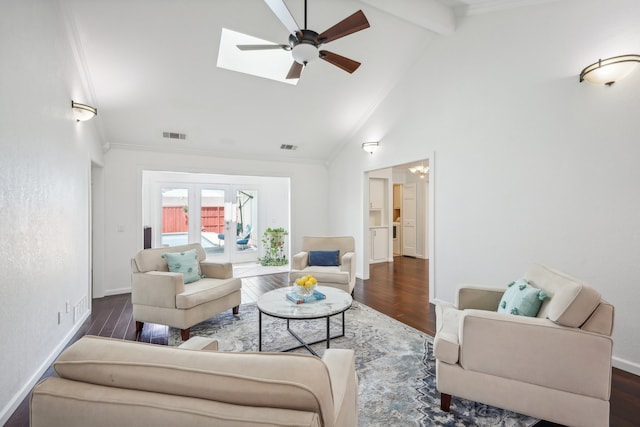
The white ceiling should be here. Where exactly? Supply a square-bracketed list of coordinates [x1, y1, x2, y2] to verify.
[62, 0, 563, 163]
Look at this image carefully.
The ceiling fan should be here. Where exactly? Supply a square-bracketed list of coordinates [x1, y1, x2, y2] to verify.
[237, 0, 370, 79]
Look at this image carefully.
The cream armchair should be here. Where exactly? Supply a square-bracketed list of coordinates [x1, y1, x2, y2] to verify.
[289, 236, 356, 294]
[434, 264, 614, 427]
[131, 243, 241, 341]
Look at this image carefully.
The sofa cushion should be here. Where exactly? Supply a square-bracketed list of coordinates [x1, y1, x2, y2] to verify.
[524, 264, 602, 327]
[497, 279, 548, 317]
[309, 250, 340, 266]
[54, 336, 335, 426]
[176, 277, 242, 309]
[290, 267, 350, 285]
[163, 249, 203, 284]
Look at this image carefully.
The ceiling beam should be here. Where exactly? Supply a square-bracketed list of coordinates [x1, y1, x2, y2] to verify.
[359, 0, 456, 35]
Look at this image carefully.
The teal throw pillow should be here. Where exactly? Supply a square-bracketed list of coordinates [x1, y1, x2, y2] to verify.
[162, 249, 203, 284]
[497, 278, 549, 317]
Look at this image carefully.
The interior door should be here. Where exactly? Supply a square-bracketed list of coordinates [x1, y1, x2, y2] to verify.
[402, 183, 417, 257]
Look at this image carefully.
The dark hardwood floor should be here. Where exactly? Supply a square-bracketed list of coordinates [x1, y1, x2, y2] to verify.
[5, 257, 639, 426]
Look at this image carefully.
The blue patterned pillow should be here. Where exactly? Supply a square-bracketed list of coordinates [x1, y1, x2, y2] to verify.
[497, 278, 549, 317]
[308, 250, 340, 266]
[162, 249, 203, 284]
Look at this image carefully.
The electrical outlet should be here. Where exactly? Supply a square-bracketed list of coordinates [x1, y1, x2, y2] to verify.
[65, 301, 70, 313]
[57, 311, 61, 325]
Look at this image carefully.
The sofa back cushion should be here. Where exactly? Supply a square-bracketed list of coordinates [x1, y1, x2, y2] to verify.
[302, 237, 355, 265]
[524, 264, 602, 328]
[132, 243, 206, 273]
[54, 336, 335, 426]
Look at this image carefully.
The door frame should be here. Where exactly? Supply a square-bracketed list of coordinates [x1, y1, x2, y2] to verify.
[363, 152, 435, 302]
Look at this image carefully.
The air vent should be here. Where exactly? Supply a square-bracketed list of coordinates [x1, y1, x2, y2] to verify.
[163, 132, 186, 140]
[280, 144, 298, 150]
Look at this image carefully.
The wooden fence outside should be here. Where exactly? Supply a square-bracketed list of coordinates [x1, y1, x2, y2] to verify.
[162, 206, 225, 233]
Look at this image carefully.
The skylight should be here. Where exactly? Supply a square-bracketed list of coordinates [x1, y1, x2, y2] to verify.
[216, 28, 299, 85]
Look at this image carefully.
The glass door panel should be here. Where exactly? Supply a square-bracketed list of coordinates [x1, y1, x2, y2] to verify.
[160, 188, 190, 247]
[200, 189, 225, 256]
[234, 189, 257, 256]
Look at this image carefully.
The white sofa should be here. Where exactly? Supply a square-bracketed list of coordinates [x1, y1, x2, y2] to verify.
[289, 236, 356, 294]
[131, 243, 241, 340]
[30, 335, 358, 427]
[434, 264, 614, 427]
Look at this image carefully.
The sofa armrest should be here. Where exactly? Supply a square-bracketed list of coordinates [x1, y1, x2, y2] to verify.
[131, 272, 184, 308]
[292, 251, 309, 270]
[322, 349, 358, 426]
[200, 261, 232, 279]
[340, 252, 355, 274]
[459, 309, 613, 400]
[456, 284, 505, 310]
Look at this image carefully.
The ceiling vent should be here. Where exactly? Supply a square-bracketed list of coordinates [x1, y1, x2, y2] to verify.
[280, 144, 298, 150]
[163, 131, 186, 140]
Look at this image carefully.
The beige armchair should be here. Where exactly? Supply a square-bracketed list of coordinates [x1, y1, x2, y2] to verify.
[289, 236, 356, 294]
[434, 264, 614, 427]
[131, 243, 241, 341]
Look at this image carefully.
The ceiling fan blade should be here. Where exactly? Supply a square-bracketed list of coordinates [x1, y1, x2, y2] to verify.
[317, 10, 370, 44]
[286, 61, 303, 79]
[264, 0, 300, 37]
[319, 50, 361, 74]
[236, 44, 290, 51]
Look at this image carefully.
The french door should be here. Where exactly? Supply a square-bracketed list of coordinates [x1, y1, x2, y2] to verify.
[157, 184, 258, 263]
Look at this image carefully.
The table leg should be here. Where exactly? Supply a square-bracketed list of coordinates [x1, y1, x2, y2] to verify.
[258, 311, 262, 352]
[326, 316, 330, 349]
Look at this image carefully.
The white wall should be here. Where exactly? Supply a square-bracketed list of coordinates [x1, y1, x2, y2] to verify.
[101, 148, 329, 295]
[328, 0, 640, 374]
[0, 0, 104, 422]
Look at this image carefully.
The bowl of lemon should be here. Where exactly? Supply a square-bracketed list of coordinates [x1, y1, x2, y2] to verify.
[294, 274, 318, 296]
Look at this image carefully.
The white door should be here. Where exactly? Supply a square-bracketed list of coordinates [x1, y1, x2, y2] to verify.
[402, 183, 417, 257]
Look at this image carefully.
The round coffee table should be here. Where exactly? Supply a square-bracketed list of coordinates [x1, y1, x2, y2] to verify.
[257, 286, 353, 356]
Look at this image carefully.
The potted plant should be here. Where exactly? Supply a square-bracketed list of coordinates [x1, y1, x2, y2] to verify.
[258, 227, 288, 266]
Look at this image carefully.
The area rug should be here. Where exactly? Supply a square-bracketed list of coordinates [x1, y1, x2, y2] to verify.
[169, 302, 538, 427]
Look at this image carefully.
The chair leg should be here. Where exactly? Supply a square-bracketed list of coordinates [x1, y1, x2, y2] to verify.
[180, 328, 190, 341]
[440, 393, 452, 412]
[232, 305, 239, 315]
[135, 321, 144, 340]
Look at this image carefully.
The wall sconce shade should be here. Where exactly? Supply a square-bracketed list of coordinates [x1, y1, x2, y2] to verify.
[362, 141, 379, 154]
[579, 55, 640, 86]
[409, 164, 429, 179]
[71, 100, 97, 122]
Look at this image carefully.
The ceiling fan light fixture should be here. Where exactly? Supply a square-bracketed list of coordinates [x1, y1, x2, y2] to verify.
[579, 54, 640, 86]
[292, 43, 318, 65]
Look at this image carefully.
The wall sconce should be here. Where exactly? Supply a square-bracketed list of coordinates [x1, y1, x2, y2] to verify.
[579, 54, 640, 86]
[408, 164, 429, 179]
[362, 141, 379, 154]
[71, 100, 97, 122]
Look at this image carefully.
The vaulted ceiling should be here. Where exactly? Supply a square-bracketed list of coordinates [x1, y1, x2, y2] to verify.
[62, 0, 563, 163]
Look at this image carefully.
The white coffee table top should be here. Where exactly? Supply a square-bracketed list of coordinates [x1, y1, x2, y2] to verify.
[257, 286, 352, 319]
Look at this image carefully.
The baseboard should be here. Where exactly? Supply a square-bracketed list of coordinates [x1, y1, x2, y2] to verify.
[613, 355, 640, 376]
[0, 310, 91, 425]
[104, 287, 131, 296]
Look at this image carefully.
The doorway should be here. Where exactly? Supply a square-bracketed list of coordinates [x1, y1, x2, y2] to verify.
[143, 171, 290, 265]
[363, 154, 435, 301]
